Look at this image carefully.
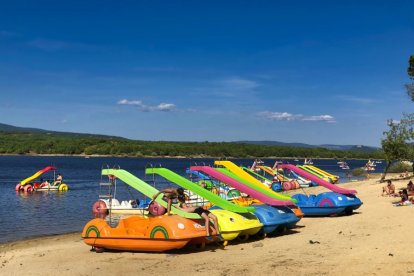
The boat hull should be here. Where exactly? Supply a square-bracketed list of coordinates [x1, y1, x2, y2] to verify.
[82, 215, 208, 252]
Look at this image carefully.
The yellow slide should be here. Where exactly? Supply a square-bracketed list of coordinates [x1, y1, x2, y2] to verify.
[304, 165, 339, 182]
[20, 166, 57, 186]
[214, 161, 293, 202]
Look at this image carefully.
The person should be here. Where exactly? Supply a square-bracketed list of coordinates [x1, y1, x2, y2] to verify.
[382, 180, 397, 197]
[177, 197, 221, 239]
[55, 173, 63, 185]
[130, 199, 139, 208]
[41, 179, 50, 187]
[399, 171, 409, 178]
[399, 189, 410, 203]
[407, 181, 414, 194]
[152, 187, 185, 215]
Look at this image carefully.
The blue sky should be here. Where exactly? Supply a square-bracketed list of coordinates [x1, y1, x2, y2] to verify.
[1, 0, 413, 146]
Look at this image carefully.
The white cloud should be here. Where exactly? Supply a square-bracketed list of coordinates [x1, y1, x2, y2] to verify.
[118, 99, 143, 106]
[302, 115, 336, 122]
[118, 99, 176, 112]
[257, 111, 299, 121]
[258, 111, 336, 123]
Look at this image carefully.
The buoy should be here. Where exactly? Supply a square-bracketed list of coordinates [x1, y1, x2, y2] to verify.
[148, 201, 167, 216]
[271, 182, 282, 192]
[92, 200, 108, 218]
[23, 185, 33, 193]
[282, 182, 291, 191]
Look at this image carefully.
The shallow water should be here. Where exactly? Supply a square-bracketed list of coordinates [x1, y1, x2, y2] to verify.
[0, 156, 383, 243]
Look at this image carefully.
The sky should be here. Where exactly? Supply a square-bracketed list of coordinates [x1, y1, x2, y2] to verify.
[1, 0, 413, 147]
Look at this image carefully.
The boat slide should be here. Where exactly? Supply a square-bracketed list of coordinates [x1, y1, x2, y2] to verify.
[214, 161, 295, 202]
[277, 164, 356, 194]
[303, 165, 339, 182]
[253, 165, 311, 187]
[145, 168, 255, 213]
[190, 166, 301, 234]
[102, 169, 200, 219]
[20, 166, 57, 186]
[277, 164, 357, 195]
[297, 165, 334, 183]
[190, 166, 293, 206]
[145, 167, 263, 240]
[241, 166, 273, 185]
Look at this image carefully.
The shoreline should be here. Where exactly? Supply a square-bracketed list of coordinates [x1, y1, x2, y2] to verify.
[2, 174, 414, 275]
[0, 153, 380, 161]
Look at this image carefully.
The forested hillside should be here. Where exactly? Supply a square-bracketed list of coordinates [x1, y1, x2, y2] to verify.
[0, 131, 384, 159]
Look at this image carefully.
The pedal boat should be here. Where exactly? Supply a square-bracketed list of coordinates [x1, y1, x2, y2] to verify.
[82, 214, 209, 252]
[15, 166, 68, 192]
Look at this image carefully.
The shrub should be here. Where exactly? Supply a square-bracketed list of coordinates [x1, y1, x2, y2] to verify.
[352, 168, 368, 177]
[387, 162, 412, 173]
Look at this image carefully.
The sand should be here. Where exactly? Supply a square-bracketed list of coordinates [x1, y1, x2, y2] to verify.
[1, 174, 414, 276]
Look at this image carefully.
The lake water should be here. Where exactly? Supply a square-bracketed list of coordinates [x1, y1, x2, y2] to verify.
[0, 156, 384, 244]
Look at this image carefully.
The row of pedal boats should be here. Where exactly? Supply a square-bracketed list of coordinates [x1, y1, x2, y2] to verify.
[83, 160, 362, 252]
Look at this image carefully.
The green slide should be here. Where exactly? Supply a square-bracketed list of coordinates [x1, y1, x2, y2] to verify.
[102, 169, 200, 219]
[215, 168, 297, 204]
[145, 168, 255, 213]
[241, 167, 273, 184]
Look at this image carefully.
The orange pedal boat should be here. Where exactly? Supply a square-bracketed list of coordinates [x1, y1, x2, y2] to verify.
[82, 214, 210, 252]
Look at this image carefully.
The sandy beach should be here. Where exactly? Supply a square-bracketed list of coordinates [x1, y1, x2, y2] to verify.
[1, 174, 414, 276]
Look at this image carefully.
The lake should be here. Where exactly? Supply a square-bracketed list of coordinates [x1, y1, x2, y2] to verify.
[0, 156, 383, 244]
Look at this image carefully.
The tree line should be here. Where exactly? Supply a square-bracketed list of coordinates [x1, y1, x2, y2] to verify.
[0, 131, 384, 159]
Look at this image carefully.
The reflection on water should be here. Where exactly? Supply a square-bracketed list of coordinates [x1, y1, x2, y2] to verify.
[0, 156, 384, 244]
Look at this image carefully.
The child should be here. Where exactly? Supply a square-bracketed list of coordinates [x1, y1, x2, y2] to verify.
[153, 187, 185, 215]
[177, 197, 221, 239]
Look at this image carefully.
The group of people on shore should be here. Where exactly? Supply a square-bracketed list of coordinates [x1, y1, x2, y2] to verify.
[382, 179, 414, 205]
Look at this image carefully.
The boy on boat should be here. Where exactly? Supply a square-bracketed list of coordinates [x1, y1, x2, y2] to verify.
[152, 187, 185, 215]
[176, 196, 221, 240]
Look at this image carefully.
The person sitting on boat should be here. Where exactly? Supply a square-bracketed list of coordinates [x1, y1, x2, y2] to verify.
[130, 199, 139, 208]
[40, 179, 50, 188]
[152, 187, 185, 215]
[177, 196, 221, 239]
[382, 180, 397, 197]
[55, 173, 63, 185]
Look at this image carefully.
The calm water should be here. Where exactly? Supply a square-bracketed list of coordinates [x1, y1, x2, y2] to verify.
[0, 156, 384, 244]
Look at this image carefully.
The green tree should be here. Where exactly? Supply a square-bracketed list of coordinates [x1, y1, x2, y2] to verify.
[381, 56, 414, 179]
[406, 55, 414, 101]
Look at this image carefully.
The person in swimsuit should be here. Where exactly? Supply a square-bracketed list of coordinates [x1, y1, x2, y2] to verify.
[152, 187, 185, 215]
[177, 197, 221, 238]
[407, 181, 414, 195]
[382, 180, 397, 197]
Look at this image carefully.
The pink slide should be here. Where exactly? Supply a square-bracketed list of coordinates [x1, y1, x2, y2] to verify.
[277, 164, 357, 194]
[190, 166, 294, 206]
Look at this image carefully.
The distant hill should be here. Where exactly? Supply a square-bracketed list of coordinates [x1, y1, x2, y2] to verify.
[0, 122, 383, 158]
[0, 122, 380, 154]
[0, 123, 126, 140]
[0, 123, 46, 133]
[236, 141, 380, 153]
